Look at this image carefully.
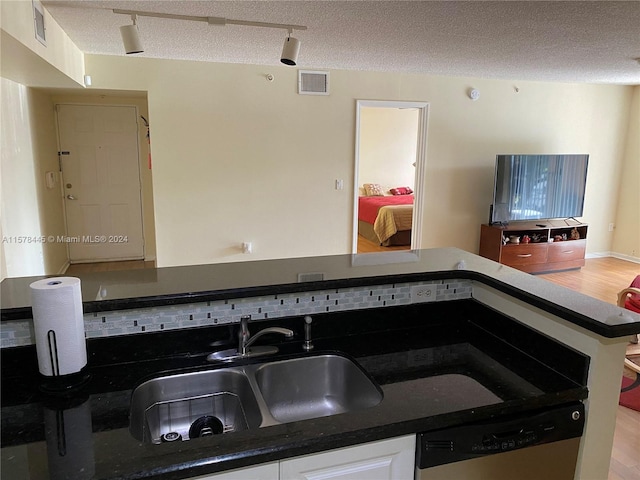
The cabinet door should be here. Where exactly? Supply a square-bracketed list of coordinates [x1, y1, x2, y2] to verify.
[192, 462, 279, 480]
[280, 435, 416, 480]
[547, 240, 586, 263]
[500, 244, 548, 266]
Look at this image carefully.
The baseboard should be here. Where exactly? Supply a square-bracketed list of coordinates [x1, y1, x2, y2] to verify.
[610, 252, 640, 264]
[57, 261, 70, 274]
[70, 257, 144, 264]
[585, 251, 612, 259]
[585, 251, 640, 264]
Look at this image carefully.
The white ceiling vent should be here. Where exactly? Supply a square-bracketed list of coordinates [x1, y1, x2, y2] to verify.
[298, 70, 330, 95]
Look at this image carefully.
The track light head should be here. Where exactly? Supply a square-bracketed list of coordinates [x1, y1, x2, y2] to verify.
[281, 34, 300, 66]
[119, 15, 143, 54]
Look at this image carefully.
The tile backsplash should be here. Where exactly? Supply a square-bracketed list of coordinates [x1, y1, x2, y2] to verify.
[0, 279, 472, 348]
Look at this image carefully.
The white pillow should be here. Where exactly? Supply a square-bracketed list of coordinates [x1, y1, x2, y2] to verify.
[363, 183, 384, 196]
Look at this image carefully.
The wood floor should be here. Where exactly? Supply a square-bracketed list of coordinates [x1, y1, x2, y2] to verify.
[537, 257, 639, 305]
[67, 256, 639, 478]
[357, 234, 410, 253]
[538, 258, 640, 480]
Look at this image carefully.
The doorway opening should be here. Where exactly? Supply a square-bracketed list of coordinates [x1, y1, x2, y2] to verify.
[352, 100, 429, 259]
[55, 103, 151, 265]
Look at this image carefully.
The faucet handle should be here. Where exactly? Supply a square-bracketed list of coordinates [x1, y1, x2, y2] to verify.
[239, 315, 251, 347]
[303, 315, 314, 351]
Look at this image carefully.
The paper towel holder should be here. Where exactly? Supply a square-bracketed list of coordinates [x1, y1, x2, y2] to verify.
[39, 327, 90, 393]
[39, 369, 91, 394]
[29, 276, 92, 394]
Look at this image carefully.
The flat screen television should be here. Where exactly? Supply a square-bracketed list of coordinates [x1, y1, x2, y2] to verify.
[491, 154, 589, 225]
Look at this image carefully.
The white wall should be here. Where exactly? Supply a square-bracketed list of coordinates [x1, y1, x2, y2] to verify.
[358, 107, 418, 192]
[0, 19, 635, 275]
[612, 85, 640, 260]
[1, 0, 84, 87]
[1, 0, 637, 274]
[82, 55, 635, 268]
[1, 78, 67, 279]
[0, 83, 159, 280]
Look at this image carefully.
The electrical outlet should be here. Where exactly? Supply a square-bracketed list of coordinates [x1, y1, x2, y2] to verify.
[410, 284, 437, 303]
[608, 223, 615, 232]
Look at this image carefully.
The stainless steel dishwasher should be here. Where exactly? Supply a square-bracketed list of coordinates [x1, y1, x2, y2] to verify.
[415, 402, 585, 480]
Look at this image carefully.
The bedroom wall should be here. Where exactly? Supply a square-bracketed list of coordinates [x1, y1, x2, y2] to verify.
[358, 107, 418, 192]
[78, 55, 636, 267]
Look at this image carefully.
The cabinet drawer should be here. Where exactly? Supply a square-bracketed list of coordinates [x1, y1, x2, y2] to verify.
[547, 240, 586, 263]
[501, 244, 548, 265]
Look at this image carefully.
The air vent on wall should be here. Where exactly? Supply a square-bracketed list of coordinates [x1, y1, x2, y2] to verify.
[33, 0, 46, 45]
[298, 70, 330, 95]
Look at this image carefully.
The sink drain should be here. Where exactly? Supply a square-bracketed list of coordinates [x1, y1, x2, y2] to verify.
[160, 432, 182, 442]
[189, 415, 224, 438]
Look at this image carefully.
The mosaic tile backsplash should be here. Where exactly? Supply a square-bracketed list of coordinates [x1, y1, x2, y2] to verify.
[1, 279, 472, 348]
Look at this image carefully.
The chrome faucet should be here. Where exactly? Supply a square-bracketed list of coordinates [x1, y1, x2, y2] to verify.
[207, 315, 293, 362]
[239, 315, 293, 356]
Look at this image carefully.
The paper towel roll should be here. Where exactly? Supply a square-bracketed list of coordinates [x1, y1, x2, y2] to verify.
[30, 277, 87, 377]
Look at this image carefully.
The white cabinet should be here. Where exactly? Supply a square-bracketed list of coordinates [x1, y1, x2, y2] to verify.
[187, 435, 416, 480]
[192, 462, 279, 479]
[280, 435, 416, 480]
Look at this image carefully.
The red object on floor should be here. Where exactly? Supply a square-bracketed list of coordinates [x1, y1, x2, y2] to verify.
[620, 374, 640, 412]
[624, 275, 640, 313]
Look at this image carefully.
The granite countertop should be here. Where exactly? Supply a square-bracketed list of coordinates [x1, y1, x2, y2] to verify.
[1, 300, 589, 480]
[2, 248, 639, 338]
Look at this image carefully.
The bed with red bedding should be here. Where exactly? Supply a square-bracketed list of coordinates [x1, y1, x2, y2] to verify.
[358, 195, 414, 246]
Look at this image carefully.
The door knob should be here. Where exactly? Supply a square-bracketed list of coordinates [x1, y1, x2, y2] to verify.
[66, 194, 77, 200]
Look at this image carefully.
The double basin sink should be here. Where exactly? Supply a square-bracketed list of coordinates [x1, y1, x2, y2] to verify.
[129, 354, 383, 444]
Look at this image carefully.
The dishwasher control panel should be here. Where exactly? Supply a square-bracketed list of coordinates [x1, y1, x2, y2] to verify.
[416, 402, 585, 468]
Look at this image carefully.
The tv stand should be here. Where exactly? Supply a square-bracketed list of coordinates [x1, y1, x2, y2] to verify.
[479, 221, 588, 273]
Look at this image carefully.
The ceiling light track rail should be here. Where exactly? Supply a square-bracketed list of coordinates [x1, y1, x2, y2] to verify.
[111, 8, 305, 64]
[112, 9, 307, 32]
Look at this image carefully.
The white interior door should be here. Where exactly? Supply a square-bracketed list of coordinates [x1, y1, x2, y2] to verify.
[56, 104, 144, 262]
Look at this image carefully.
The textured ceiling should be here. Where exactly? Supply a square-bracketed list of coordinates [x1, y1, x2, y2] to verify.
[42, 1, 640, 85]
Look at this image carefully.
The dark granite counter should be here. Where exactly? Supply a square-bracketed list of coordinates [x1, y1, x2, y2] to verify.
[2, 249, 639, 338]
[1, 300, 588, 480]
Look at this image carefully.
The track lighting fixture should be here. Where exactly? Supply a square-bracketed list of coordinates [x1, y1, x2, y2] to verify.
[281, 29, 300, 66]
[113, 9, 306, 64]
[119, 14, 143, 54]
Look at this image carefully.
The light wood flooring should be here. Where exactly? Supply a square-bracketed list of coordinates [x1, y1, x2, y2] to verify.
[357, 234, 411, 253]
[67, 256, 639, 478]
[538, 258, 640, 480]
[537, 257, 639, 306]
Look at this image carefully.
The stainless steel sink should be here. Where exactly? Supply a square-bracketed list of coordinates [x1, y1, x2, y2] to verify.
[129, 367, 263, 444]
[254, 355, 383, 423]
[129, 354, 382, 444]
